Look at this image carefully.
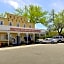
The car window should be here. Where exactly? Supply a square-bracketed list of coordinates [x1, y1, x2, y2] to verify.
[53, 36, 63, 38]
[57, 37, 59, 38]
[60, 36, 62, 38]
[53, 36, 59, 38]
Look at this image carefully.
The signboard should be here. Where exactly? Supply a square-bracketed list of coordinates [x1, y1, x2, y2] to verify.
[10, 28, 41, 32]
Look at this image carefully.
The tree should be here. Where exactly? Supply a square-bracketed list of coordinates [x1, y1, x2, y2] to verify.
[22, 6, 28, 18]
[14, 8, 23, 16]
[0, 12, 8, 18]
[14, 5, 47, 24]
[49, 9, 64, 35]
[28, 5, 47, 24]
[0, 13, 5, 18]
[46, 9, 54, 31]
[54, 10, 64, 35]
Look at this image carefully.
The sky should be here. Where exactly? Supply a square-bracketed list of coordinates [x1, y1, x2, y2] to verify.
[0, 0, 64, 29]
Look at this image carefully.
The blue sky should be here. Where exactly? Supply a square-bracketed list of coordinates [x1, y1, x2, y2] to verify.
[0, 0, 64, 29]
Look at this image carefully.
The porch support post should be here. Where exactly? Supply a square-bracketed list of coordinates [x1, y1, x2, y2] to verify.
[17, 32, 20, 45]
[8, 32, 10, 46]
[18, 32, 20, 36]
[39, 33, 41, 39]
[33, 33, 35, 43]
[26, 33, 28, 44]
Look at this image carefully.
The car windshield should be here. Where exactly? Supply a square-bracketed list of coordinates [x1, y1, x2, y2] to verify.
[53, 36, 63, 38]
[45, 38, 51, 40]
[54, 37, 59, 38]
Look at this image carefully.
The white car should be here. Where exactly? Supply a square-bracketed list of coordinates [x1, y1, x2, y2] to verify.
[38, 38, 56, 44]
[38, 36, 64, 44]
[53, 36, 64, 42]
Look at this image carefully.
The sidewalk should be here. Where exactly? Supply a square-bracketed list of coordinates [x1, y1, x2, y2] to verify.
[0, 44, 43, 51]
[0, 43, 64, 51]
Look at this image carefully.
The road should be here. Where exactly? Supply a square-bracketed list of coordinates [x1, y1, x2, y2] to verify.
[0, 44, 64, 64]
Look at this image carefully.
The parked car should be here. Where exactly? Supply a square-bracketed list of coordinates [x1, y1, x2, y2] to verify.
[53, 35, 64, 43]
[38, 35, 64, 44]
[38, 38, 53, 44]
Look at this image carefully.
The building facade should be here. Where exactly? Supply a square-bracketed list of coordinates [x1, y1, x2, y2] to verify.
[0, 13, 41, 46]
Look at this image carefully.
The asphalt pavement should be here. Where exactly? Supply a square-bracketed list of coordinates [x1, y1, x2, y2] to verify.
[0, 44, 64, 64]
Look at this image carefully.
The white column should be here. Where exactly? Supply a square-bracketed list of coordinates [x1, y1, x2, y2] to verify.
[18, 32, 20, 36]
[39, 33, 41, 39]
[8, 32, 10, 46]
[26, 33, 28, 44]
[18, 32, 20, 44]
[45, 33, 46, 38]
[33, 33, 35, 43]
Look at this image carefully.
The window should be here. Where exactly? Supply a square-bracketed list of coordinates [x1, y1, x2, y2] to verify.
[10, 16, 11, 18]
[21, 18, 22, 20]
[5, 34, 8, 40]
[19, 21, 20, 22]
[17, 23, 20, 27]
[0, 21, 3, 25]
[9, 21, 12, 26]
[14, 16, 15, 19]
[29, 25, 32, 28]
[23, 24, 26, 28]
[8, 18, 9, 21]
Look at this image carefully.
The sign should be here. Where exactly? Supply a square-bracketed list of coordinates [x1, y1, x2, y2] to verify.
[10, 28, 41, 32]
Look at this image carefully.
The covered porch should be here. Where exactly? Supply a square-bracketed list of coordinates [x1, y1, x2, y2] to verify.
[0, 25, 42, 46]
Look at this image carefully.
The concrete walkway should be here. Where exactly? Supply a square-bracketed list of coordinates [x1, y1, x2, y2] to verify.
[0, 44, 64, 64]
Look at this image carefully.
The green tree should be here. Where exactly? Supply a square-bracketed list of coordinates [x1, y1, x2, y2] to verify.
[23, 6, 28, 17]
[14, 5, 47, 24]
[28, 5, 47, 24]
[49, 9, 64, 35]
[14, 8, 23, 16]
[0, 13, 5, 18]
[0, 12, 8, 18]
[54, 10, 64, 35]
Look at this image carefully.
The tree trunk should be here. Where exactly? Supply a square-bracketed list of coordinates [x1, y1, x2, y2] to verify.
[58, 28, 63, 35]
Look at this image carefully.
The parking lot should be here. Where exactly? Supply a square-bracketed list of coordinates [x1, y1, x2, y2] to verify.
[0, 44, 64, 64]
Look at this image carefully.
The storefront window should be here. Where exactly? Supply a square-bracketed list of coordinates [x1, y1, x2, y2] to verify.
[17, 23, 20, 27]
[23, 24, 26, 28]
[29, 25, 32, 28]
[5, 34, 8, 40]
[9, 21, 12, 26]
[0, 21, 3, 25]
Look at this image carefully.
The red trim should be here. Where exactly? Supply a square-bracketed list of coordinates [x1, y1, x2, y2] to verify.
[10, 28, 41, 32]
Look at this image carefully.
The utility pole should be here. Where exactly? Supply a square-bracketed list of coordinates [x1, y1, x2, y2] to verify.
[52, 9, 54, 22]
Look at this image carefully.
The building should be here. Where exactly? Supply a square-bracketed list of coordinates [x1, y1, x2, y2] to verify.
[0, 13, 42, 46]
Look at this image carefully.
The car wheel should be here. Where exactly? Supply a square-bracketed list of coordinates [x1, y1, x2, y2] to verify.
[58, 40, 62, 43]
[51, 41, 55, 44]
[40, 41, 43, 44]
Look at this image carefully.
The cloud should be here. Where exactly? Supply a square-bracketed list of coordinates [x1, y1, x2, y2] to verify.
[1, 0, 19, 9]
[1, 0, 64, 12]
[1, 0, 41, 8]
[8, 0, 19, 9]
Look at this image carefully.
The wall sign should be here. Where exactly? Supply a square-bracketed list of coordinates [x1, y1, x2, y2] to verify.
[10, 28, 41, 32]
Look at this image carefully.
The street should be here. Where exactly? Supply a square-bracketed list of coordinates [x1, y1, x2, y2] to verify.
[0, 44, 64, 64]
